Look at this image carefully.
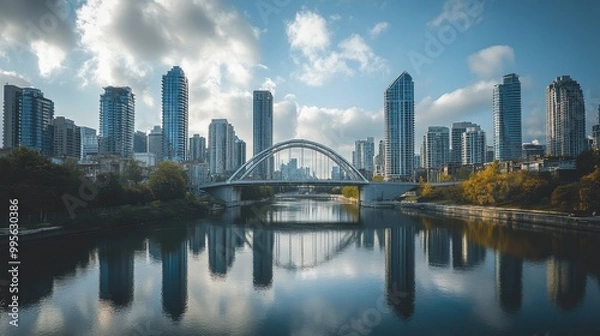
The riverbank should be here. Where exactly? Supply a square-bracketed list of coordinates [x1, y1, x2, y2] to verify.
[0, 198, 214, 245]
[400, 202, 600, 233]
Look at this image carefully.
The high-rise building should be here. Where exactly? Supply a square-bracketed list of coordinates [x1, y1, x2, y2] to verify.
[384, 72, 414, 181]
[493, 73, 522, 161]
[462, 126, 486, 164]
[594, 104, 600, 150]
[2, 85, 54, 155]
[99, 86, 135, 158]
[374, 139, 384, 175]
[422, 126, 450, 169]
[134, 131, 147, 153]
[451, 121, 479, 164]
[546, 75, 586, 157]
[148, 126, 163, 161]
[52, 117, 81, 159]
[522, 140, 545, 161]
[189, 134, 206, 162]
[2, 84, 22, 149]
[352, 137, 375, 175]
[253, 90, 273, 179]
[486, 145, 494, 163]
[234, 137, 246, 171]
[209, 119, 237, 176]
[80, 126, 98, 162]
[162, 66, 189, 162]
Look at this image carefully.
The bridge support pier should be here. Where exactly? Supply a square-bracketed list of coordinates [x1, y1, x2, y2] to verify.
[359, 183, 417, 207]
[209, 186, 242, 207]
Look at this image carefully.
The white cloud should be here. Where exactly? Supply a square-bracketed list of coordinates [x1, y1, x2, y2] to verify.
[0, 0, 77, 77]
[369, 21, 389, 38]
[286, 10, 330, 58]
[468, 45, 515, 78]
[416, 80, 496, 149]
[287, 11, 387, 87]
[428, 0, 486, 29]
[523, 105, 545, 141]
[31, 41, 66, 77]
[75, 0, 261, 146]
[295, 104, 383, 159]
[259, 77, 278, 96]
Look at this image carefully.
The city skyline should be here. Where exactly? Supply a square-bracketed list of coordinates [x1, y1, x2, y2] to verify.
[0, 0, 599, 160]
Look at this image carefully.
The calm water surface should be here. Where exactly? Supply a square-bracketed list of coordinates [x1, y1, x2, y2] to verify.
[2, 198, 600, 335]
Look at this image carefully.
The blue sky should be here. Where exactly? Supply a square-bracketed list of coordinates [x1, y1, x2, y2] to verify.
[1, 0, 599, 159]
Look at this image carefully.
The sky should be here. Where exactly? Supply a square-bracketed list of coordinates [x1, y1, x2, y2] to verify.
[1, 0, 599, 160]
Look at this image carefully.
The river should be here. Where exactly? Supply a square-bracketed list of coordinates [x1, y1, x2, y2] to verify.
[2, 197, 600, 335]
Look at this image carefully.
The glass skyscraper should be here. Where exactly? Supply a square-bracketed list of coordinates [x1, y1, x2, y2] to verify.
[546, 75, 586, 157]
[2, 85, 54, 156]
[422, 126, 450, 169]
[451, 121, 479, 164]
[384, 72, 414, 181]
[99, 86, 135, 158]
[253, 90, 273, 179]
[80, 126, 98, 162]
[493, 73, 522, 161]
[162, 66, 189, 162]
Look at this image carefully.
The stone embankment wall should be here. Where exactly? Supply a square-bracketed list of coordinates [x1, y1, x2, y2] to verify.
[400, 202, 600, 233]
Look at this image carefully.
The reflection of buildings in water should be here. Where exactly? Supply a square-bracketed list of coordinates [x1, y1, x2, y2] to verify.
[148, 238, 162, 262]
[385, 225, 416, 319]
[546, 257, 586, 311]
[220, 206, 241, 224]
[188, 225, 207, 256]
[376, 229, 385, 251]
[233, 227, 246, 248]
[98, 239, 134, 308]
[451, 231, 486, 270]
[253, 229, 274, 289]
[161, 238, 188, 321]
[208, 226, 236, 276]
[495, 251, 523, 313]
[355, 229, 376, 250]
[423, 228, 450, 267]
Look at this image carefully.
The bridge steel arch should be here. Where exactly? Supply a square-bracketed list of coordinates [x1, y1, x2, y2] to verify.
[227, 139, 369, 183]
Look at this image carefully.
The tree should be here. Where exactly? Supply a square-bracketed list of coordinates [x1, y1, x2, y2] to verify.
[148, 161, 187, 201]
[372, 175, 384, 182]
[122, 159, 143, 184]
[551, 183, 580, 212]
[577, 166, 600, 212]
[461, 161, 510, 205]
[576, 149, 600, 178]
[418, 177, 432, 198]
[342, 186, 359, 199]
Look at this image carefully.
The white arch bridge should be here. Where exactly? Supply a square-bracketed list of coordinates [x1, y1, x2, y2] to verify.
[200, 139, 453, 207]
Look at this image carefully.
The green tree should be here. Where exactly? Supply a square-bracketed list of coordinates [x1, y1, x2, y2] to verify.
[577, 166, 600, 212]
[551, 183, 580, 212]
[122, 159, 144, 184]
[576, 149, 600, 178]
[372, 175, 384, 182]
[148, 161, 187, 201]
[0, 147, 83, 215]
